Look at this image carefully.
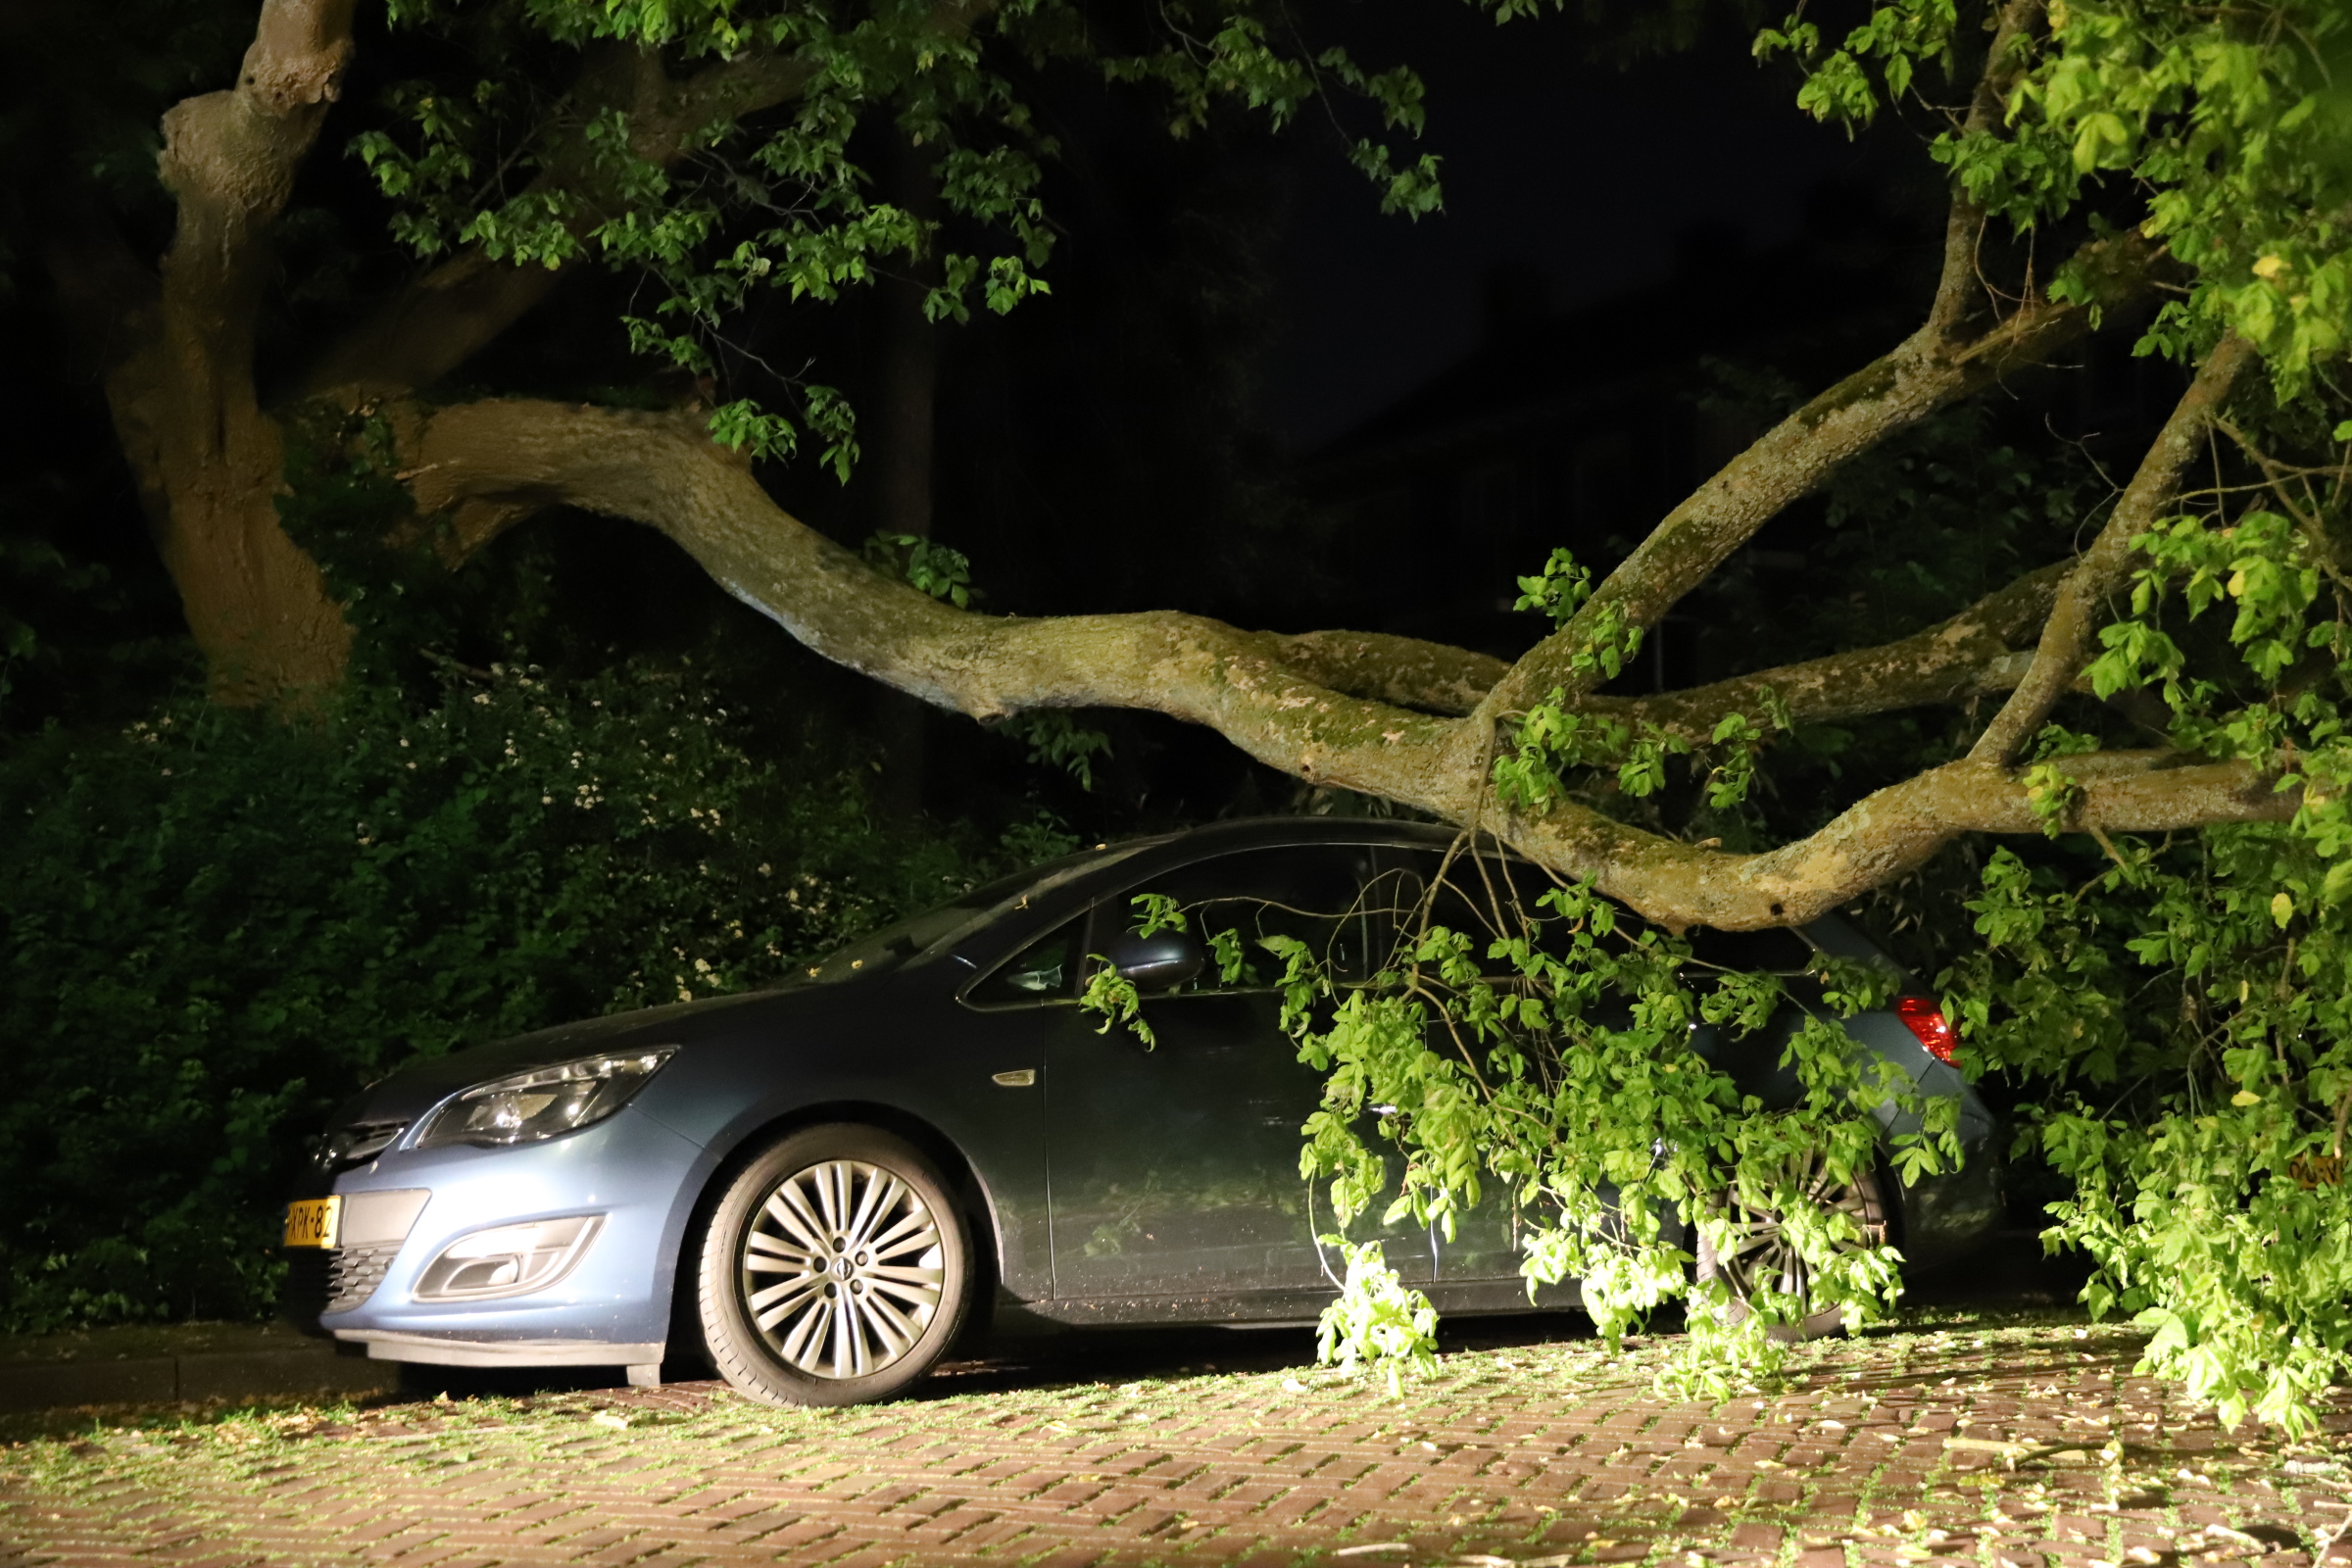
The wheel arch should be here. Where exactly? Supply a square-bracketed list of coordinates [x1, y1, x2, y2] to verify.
[663, 1100, 1003, 1367]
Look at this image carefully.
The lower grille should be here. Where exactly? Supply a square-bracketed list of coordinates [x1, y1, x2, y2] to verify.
[327, 1243, 401, 1312]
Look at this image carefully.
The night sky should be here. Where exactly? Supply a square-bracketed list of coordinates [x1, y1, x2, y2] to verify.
[1258, 6, 1892, 449]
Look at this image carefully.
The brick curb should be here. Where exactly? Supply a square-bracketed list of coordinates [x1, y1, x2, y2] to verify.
[0, 1325, 396, 1414]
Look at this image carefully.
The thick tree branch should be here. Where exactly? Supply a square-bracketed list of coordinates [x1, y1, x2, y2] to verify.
[1494, 751, 2290, 932]
[1270, 564, 2064, 734]
[396, 395, 2288, 931]
[1262, 631, 1509, 714]
[1482, 5, 2143, 732]
[299, 1, 997, 404]
[1584, 563, 2067, 742]
[397, 397, 1462, 777]
[1969, 332, 2256, 762]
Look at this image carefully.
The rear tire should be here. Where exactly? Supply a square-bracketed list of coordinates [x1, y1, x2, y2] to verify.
[697, 1123, 973, 1406]
[1695, 1148, 1888, 1343]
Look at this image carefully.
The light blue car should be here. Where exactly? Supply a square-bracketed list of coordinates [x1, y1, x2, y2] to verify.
[283, 819, 2001, 1403]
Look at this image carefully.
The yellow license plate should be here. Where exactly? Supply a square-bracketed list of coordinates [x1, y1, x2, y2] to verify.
[283, 1196, 341, 1249]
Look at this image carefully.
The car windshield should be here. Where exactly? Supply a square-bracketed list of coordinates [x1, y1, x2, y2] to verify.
[795, 841, 1153, 985]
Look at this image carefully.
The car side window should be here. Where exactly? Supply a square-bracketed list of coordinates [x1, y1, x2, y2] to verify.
[966, 916, 1083, 1006]
[1103, 846, 1378, 992]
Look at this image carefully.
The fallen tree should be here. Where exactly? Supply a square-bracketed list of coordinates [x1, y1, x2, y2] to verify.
[21, 0, 2352, 1427]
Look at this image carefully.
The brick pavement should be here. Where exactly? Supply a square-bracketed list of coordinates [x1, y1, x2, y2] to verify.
[4, 1309, 2351, 1568]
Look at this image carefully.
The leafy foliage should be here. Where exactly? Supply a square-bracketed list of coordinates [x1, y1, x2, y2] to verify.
[1315, 1235, 1441, 1396]
[1078, 849, 1953, 1398]
[863, 529, 980, 610]
[1761, 0, 2352, 384]
[1287, 866, 1944, 1390]
[1951, 448, 2352, 1435]
[1700, 6, 2352, 1432]
[345, 0, 1453, 467]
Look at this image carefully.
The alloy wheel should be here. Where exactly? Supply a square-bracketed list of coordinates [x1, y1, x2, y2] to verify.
[1709, 1149, 1886, 1314]
[739, 1157, 947, 1380]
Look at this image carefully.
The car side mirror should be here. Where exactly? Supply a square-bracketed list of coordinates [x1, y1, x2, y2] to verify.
[1102, 929, 1205, 993]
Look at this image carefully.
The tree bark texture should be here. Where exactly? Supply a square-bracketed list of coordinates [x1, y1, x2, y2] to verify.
[70, 0, 363, 701]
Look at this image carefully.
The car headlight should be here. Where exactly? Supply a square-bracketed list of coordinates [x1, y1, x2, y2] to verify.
[414, 1048, 677, 1150]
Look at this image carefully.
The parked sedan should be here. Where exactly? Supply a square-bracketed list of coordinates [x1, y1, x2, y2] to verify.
[283, 818, 2000, 1405]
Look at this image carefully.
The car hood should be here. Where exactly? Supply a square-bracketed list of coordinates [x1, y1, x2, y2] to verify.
[338, 987, 782, 1127]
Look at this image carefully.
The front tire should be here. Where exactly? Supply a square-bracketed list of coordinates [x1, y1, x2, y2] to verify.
[697, 1123, 973, 1406]
[1695, 1148, 1888, 1343]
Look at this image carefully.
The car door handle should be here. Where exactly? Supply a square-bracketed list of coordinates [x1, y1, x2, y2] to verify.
[992, 1069, 1037, 1088]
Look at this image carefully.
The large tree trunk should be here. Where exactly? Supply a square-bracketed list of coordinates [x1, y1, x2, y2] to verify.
[124, 407, 350, 705]
[55, 0, 361, 703]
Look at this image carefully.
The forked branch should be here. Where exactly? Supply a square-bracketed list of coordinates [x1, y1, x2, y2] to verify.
[1477, 226, 2156, 725]
[1273, 564, 2066, 736]
[395, 396, 2291, 930]
[1485, 0, 2147, 726]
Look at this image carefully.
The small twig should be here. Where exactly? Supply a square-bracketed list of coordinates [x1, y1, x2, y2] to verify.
[2084, 822, 2131, 872]
[2217, 416, 2352, 591]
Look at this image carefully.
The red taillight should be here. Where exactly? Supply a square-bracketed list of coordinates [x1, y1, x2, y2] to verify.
[1896, 996, 1959, 1065]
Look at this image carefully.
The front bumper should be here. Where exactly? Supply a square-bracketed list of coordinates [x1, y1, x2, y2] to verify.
[283, 1103, 707, 1364]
